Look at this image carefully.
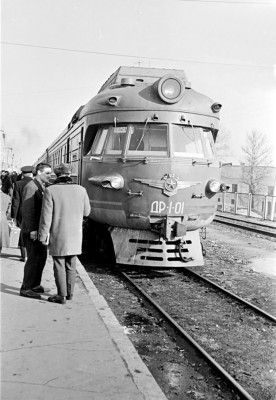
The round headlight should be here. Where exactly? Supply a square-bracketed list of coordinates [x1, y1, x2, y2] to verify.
[162, 79, 181, 99]
[207, 180, 221, 193]
[157, 75, 184, 104]
[110, 175, 124, 189]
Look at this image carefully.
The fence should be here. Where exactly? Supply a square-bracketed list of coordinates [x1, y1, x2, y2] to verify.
[217, 192, 276, 221]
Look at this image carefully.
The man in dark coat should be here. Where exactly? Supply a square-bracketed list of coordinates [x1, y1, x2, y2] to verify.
[20, 162, 52, 299]
[11, 171, 18, 185]
[11, 166, 34, 261]
[39, 163, 91, 304]
[1, 170, 13, 196]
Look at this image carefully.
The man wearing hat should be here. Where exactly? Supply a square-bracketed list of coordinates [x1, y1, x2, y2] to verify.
[11, 166, 34, 261]
[39, 163, 90, 304]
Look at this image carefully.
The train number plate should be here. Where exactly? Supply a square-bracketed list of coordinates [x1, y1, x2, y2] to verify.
[150, 201, 184, 215]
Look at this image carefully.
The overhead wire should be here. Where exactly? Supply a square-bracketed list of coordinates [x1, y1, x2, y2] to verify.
[177, 0, 274, 4]
[1, 41, 273, 69]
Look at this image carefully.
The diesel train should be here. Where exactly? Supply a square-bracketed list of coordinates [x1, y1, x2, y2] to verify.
[36, 66, 227, 267]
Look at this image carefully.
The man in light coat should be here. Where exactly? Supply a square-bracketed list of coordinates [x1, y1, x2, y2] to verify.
[39, 163, 91, 304]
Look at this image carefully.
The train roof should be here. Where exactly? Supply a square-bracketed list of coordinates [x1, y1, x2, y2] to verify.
[98, 66, 188, 93]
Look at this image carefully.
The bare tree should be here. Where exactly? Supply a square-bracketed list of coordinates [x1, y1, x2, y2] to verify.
[214, 127, 231, 162]
[241, 130, 272, 194]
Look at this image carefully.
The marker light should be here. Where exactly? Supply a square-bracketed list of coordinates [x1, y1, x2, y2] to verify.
[157, 75, 184, 104]
[106, 96, 122, 106]
[220, 183, 230, 192]
[108, 96, 118, 105]
[211, 103, 222, 113]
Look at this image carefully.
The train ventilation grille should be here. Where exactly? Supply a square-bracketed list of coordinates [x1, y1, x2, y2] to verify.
[129, 239, 162, 245]
[129, 238, 194, 262]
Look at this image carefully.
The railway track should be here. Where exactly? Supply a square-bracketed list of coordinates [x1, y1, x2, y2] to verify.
[81, 221, 276, 399]
[116, 266, 275, 400]
[213, 214, 276, 238]
[183, 267, 276, 323]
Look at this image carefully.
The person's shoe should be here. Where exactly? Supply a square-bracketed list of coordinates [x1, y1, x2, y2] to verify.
[66, 295, 73, 300]
[20, 290, 41, 299]
[32, 285, 51, 293]
[48, 295, 66, 304]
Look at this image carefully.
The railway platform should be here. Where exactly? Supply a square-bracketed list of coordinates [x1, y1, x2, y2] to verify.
[1, 247, 167, 400]
[216, 210, 276, 228]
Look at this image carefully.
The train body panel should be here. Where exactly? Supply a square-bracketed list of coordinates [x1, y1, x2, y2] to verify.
[35, 66, 226, 267]
[82, 158, 219, 233]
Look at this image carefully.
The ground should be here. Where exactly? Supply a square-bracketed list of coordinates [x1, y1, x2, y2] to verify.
[82, 222, 276, 399]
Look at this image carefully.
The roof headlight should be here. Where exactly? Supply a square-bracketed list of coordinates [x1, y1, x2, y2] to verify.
[162, 79, 181, 98]
[157, 75, 184, 104]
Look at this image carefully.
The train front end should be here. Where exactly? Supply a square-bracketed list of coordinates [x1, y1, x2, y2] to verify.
[80, 67, 226, 267]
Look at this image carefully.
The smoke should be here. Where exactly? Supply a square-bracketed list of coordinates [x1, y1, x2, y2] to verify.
[21, 126, 44, 146]
[6, 126, 47, 167]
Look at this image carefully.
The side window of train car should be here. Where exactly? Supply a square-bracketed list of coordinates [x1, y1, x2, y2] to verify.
[172, 125, 204, 158]
[71, 134, 80, 162]
[127, 124, 168, 156]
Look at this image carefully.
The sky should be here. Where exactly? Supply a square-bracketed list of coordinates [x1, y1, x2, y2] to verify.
[1, 0, 276, 169]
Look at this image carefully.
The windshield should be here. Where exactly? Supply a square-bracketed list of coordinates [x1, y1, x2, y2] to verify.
[127, 124, 167, 156]
[88, 124, 168, 156]
[171, 125, 216, 159]
[105, 126, 128, 154]
[87, 123, 215, 159]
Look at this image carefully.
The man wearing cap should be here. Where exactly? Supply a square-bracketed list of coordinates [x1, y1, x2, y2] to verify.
[39, 163, 91, 304]
[20, 162, 52, 299]
[11, 166, 34, 261]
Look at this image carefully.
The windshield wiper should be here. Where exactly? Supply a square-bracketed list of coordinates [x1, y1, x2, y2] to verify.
[135, 117, 149, 150]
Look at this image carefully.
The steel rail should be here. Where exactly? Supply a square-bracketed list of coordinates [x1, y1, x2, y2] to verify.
[214, 216, 276, 238]
[214, 215, 275, 230]
[184, 268, 276, 323]
[118, 268, 255, 400]
[215, 214, 275, 228]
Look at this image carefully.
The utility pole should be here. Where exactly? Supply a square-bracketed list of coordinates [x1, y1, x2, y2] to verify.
[1, 130, 15, 171]
[271, 173, 276, 221]
[3, 147, 13, 171]
[0, 130, 5, 169]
